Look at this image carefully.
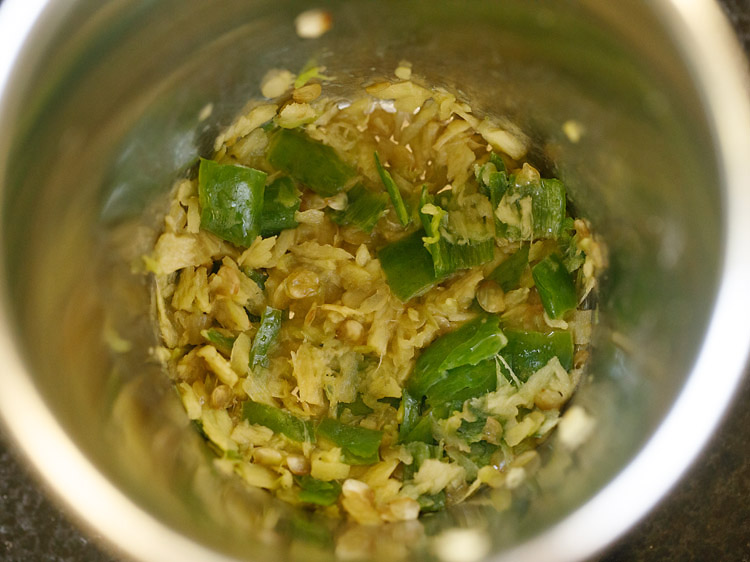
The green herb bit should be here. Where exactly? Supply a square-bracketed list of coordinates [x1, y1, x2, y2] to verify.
[330, 183, 388, 233]
[446, 448, 481, 481]
[241, 267, 268, 291]
[532, 253, 577, 319]
[447, 442, 498, 480]
[266, 129, 354, 197]
[417, 491, 446, 513]
[500, 330, 574, 382]
[198, 158, 267, 247]
[316, 418, 383, 465]
[488, 245, 530, 292]
[242, 400, 315, 442]
[374, 151, 410, 227]
[295, 475, 342, 506]
[200, 329, 236, 355]
[403, 441, 442, 480]
[260, 176, 301, 237]
[249, 306, 283, 368]
[379, 229, 442, 302]
[286, 514, 334, 549]
[336, 394, 374, 418]
[294, 64, 333, 89]
[468, 441, 498, 466]
[456, 417, 489, 443]
[225, 449, 243, 461]
[407, 314, 507, 399]
[425, 359, 497, 416]
[407, 441, 441, 464]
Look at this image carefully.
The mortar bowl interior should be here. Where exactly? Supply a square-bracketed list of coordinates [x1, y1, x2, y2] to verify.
[0, 1, 749, 561]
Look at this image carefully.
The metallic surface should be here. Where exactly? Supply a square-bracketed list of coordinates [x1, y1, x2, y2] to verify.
[0, 1, 749, 561]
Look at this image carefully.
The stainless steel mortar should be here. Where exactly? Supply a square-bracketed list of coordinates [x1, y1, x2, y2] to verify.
[0, 1, 749, 561]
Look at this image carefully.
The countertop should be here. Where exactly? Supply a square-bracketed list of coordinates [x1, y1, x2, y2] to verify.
[1, 1, 749, 560]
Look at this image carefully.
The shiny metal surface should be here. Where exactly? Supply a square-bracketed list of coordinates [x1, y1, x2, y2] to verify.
[0, 1, 749, 561]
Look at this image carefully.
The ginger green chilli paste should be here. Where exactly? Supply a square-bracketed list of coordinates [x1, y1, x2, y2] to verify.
[145, 64, 606, 523]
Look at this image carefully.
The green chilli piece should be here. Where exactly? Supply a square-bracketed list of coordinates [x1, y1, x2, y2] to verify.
[401, 364, 496, 442]
[378, 396, 402, 409]
[531, 178, 567, 239]
[198, 158, 267, 247]
[419, 186, 494, 278]
[489, 152, 507, 173]
[316, 418, 383, 465]
[558, 217, 586, 273]
[242, 401, 315, 442]
[476, 153, 510, 237]
[336, 394, 374, 418]
[266, 129, 354, 197]
[260, 176, 301, 237]
[496, 177, 567, 241]
[430, 239, 495, 278]
[399, 410, 436, 445]
[374, 151, 410, 226]
[532, 253, 577, 319]
[398, 389, 422, 443]
[331, 183, 388, 233]
[488, 245, 530, 292]
[295, 475, 342, 506]
[379, 229, 442, 302]
[407, 314, 507, 398]
[242, 267, 268, 291]
[500, 330, 574, 382]
[418, 185, 444, 241]
[249, 306, 283, 368]
[418, 186, 453, 277]
[200, 329, 236, 355]
[425, 359, 497, 417]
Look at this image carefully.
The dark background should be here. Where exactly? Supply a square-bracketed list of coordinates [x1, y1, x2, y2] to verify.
[1, 0, 749, 560]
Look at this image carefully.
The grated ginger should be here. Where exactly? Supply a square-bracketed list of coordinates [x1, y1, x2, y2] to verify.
[146, 64, 605, 523]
